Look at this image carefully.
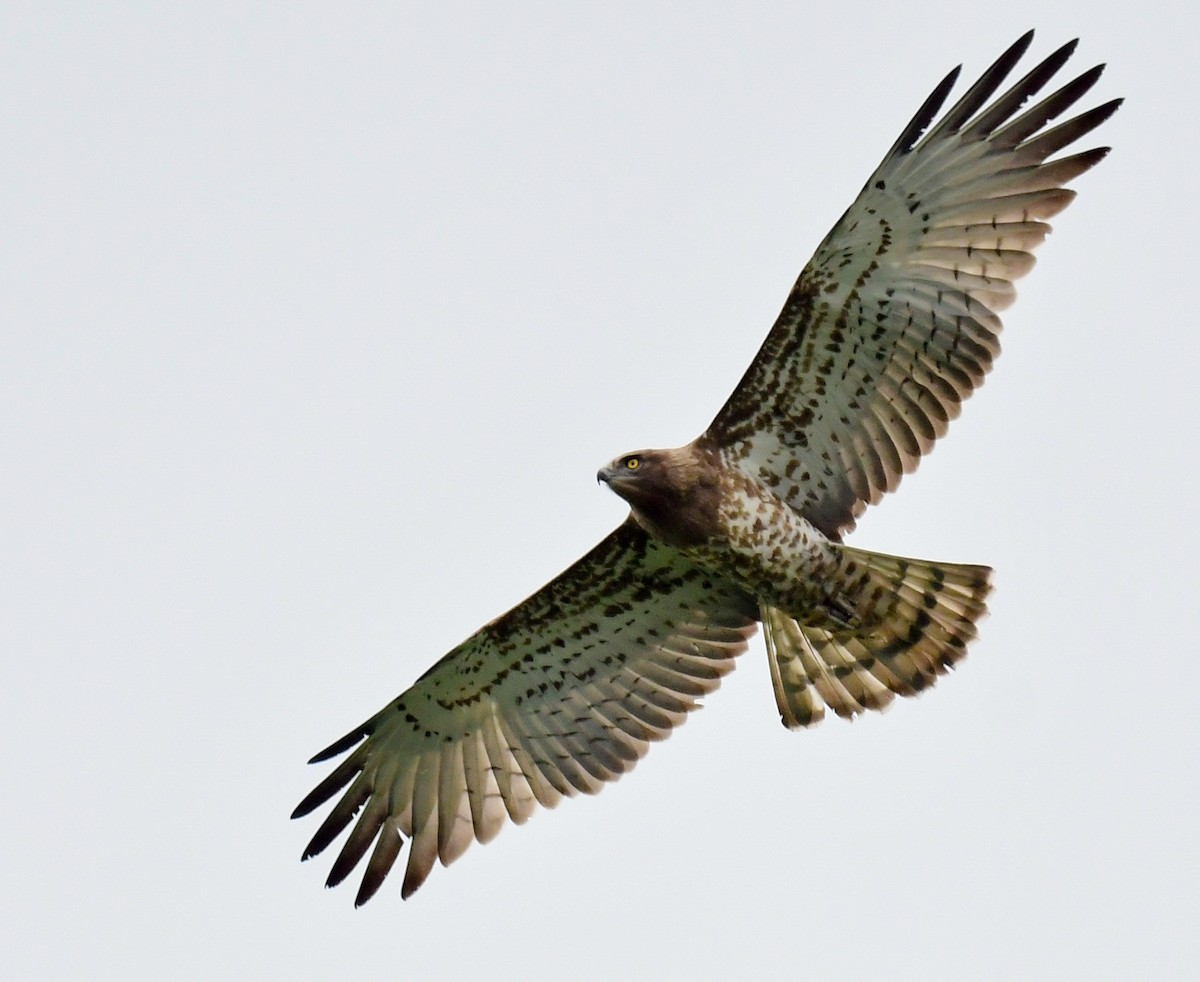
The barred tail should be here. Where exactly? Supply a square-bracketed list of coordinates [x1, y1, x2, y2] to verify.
[763, 547, 992, 729]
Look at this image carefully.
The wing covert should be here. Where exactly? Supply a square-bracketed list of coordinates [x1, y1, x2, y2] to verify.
[702, 32, 1120, 536]
[292, 520, 758, 904]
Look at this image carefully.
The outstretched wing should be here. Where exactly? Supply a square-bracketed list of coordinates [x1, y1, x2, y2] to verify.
[292, 520, 757, 904]
[702, 32, 1120, 537]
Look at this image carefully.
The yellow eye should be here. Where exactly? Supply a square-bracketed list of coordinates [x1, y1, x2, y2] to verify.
[625, 456, 640, 470]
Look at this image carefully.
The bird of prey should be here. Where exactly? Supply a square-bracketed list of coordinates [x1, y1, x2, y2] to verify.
[293, 31, 1119, 905]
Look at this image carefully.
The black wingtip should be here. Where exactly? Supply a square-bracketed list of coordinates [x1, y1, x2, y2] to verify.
[291, 754, 365, 820]
[354, 826, 404, 906]
[308, 724, 370, 764]
[1056, 36, 1079, 59]
[353, 885, 381, 909]
[892, 64, 961, 156]
[1040, 37, 1082, 82]
[890, 30, 1044, 160]
[1001, 30, 1038, 70]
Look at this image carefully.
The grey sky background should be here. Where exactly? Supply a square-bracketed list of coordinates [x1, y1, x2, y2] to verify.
[4, 2, 1196, 979]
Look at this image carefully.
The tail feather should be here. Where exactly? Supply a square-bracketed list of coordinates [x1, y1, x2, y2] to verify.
[763, 547, 992, 729]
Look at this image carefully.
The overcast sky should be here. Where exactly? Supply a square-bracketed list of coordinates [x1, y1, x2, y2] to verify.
[3, 2, 1196, 979]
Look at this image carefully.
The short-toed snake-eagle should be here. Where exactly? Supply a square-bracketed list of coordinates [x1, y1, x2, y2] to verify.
[293, 32, 1119, 905]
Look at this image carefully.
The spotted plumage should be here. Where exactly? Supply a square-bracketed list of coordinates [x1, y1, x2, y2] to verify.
[294, 32, 1119, 904]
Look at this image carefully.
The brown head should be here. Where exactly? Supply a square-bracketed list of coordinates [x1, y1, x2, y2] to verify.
[596, 446, 720, 548]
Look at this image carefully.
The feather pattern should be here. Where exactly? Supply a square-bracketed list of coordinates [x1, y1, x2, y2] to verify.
[293, 521, 757, 904]
[762, 549, 992, 728]
[703, 32, 1120, 537]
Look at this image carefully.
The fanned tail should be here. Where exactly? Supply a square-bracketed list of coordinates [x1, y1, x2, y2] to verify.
[763, 548, 992, 729]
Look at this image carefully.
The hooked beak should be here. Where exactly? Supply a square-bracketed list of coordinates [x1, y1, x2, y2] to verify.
[596, 466, 614, 486]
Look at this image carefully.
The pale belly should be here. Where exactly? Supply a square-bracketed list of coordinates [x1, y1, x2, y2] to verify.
[679, 484, 852, 625]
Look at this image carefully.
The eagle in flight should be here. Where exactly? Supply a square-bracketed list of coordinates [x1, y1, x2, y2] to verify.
[294, 32, 1119, 905]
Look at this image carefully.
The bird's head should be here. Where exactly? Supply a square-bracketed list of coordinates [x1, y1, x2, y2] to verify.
[597, 450, 667, 504]
[597, 445, 718, 547]
[599, 442, 710, 511]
